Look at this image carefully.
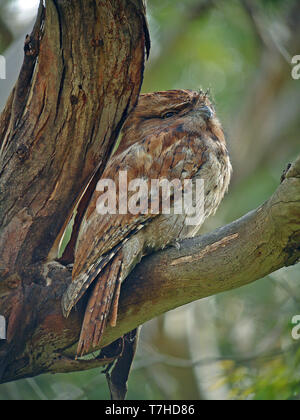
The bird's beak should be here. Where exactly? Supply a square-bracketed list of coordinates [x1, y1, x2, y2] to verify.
[199, 105, 214, 120]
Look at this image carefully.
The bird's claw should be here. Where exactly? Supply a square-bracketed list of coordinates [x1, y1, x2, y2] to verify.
[170, 240, 181, 251]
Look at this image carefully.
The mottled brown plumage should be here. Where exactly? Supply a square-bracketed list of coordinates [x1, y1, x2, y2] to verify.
[62, 89, 232, 356]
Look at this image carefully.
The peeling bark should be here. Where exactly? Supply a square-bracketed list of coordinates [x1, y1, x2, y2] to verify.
[0, 0, 147, 272]
[0, 0, 149, 383]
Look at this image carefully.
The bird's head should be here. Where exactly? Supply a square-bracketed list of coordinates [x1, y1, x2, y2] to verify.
[117, 89, 225, 154]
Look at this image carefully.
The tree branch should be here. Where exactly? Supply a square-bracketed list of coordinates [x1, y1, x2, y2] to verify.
[73, 155, 300, 355]
[1, 155, 299, 383]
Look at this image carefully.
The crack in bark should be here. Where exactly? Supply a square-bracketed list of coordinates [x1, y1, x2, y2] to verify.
[170, 233, 240, 266]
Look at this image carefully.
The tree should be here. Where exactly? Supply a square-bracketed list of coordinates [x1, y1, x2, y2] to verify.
[0, 0, 299, 393]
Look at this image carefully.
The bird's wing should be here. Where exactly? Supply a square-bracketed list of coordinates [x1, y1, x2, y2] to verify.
[62, 129, 207, 317]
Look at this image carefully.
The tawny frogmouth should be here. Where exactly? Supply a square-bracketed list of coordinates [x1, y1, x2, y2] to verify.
[62, 89, 232, 356]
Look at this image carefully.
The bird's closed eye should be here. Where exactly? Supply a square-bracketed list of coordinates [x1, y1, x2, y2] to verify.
[162, 111, 177, 119]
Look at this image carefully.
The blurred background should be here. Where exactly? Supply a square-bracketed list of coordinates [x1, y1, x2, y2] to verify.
[0, 0, 299, 400]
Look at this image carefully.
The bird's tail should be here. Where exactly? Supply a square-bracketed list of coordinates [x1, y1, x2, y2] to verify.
[76, 250, 123, 357]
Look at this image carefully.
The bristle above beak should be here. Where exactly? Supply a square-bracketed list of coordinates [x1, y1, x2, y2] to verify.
[199, 105, 214, 120]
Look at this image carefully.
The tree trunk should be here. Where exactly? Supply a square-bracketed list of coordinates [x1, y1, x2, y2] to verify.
[0, 0, 149, 383]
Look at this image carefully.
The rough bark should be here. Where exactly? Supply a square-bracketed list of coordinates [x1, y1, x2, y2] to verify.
[0, 0, 299, 385]
[0, 0, 148, 382]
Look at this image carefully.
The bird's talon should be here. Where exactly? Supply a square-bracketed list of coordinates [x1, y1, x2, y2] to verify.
[171, 241, 181, 251]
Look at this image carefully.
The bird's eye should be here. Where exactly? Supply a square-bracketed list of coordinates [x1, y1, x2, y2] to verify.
[162, 111, 177, 119]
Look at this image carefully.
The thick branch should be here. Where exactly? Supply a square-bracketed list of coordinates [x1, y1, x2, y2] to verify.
[1, 156, 299, 383]
[70, 156, 300, 354]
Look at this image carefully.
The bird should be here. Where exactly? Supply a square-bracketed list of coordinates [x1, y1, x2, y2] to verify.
[62, 89, 232, 357]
